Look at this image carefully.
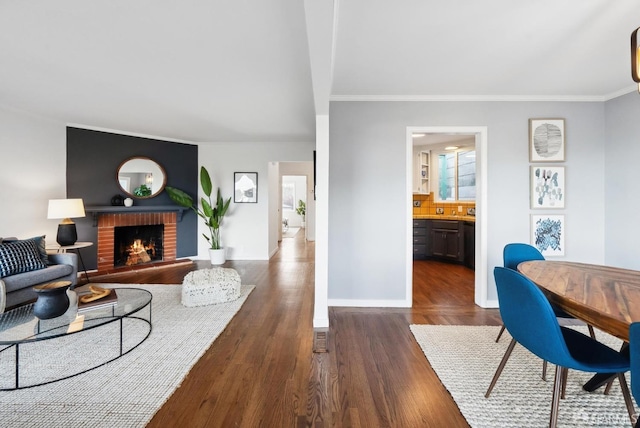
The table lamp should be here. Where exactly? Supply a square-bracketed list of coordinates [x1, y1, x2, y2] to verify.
[47, 198, 86, 246]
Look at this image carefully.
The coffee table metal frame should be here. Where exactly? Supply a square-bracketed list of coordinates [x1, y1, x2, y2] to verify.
[0, 287, 152, 391]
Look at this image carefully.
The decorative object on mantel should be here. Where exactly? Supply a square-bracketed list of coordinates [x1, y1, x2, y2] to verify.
[124, 197, 133, 207]
[166, 166, 231, 265]
[110, 194, 124, 206]
[632, 26, 640, 92]
[47, 198, 86, 246]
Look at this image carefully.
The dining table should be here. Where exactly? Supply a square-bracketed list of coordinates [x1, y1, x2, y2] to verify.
[518, 259, 640, 392]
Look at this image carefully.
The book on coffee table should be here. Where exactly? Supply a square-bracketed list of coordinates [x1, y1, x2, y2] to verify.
[77, 289, 118, 313]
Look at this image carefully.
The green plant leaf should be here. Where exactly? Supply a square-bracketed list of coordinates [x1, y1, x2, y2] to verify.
[200, 166, 212, 197]
[165, 186, 194, 208]
[201, 198, 213, 218]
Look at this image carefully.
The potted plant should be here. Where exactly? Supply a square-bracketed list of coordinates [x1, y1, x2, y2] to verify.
[165, 166, 231, 265]
[296, 199, 306, 228]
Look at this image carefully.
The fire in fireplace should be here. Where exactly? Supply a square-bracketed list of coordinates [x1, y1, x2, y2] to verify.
[114, 225, 164, 267]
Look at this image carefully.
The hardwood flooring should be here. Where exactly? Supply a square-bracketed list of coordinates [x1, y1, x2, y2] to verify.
[89, 233, 501, 427]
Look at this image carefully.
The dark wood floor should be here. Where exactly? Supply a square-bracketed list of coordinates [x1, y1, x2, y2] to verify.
[90, 229, 502, 427]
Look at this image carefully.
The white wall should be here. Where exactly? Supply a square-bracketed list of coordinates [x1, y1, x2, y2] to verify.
[197, 142, 314, 260]
[604, 92, 640, 269]
[329, 101, 606, 306]
[0, 106, 67, 240]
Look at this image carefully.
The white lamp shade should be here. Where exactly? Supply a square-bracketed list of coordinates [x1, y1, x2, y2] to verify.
[47, 198, 86, 220]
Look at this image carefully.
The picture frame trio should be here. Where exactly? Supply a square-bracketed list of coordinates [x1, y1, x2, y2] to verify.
[528, 118, 565, 256]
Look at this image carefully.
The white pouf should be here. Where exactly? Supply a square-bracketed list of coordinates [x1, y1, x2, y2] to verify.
[181, 267, 241, 307]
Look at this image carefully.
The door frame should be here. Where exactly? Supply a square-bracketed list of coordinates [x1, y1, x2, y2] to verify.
[406, 126, 490, 307]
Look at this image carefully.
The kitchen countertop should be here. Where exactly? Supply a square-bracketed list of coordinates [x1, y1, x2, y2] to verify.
[413, 215, 476, 222]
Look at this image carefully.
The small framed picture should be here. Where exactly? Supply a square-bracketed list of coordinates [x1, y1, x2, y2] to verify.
[530, 166, 565, 209]
[234, 172, 258, 203]
[531, 214, 564, 256]
[529, 118, 565, 162]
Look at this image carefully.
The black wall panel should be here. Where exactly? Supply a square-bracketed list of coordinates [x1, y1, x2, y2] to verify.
[66, 127, 198, 269]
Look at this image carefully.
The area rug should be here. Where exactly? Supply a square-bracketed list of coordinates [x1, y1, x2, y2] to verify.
[282, 227, 300, 238]
[0, 283, 254, 427]
[410, 325, 635, 428]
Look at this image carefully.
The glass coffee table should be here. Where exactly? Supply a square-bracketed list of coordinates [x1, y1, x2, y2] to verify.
[0, 287, 152, 390]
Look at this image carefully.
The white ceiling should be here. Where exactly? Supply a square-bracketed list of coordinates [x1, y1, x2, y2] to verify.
[1, 1, 639, 143]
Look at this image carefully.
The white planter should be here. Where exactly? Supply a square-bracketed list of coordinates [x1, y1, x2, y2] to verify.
[209, 248, 226, 265]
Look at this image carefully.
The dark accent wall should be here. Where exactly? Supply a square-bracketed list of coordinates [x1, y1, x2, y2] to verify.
[66, 127, 198, 269]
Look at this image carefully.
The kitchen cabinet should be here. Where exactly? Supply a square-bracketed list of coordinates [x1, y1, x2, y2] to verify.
[463, 221, 475, 270]
[413, 150, 430, 194]
[431, 220, 462, 262]
[412, 219, 429, 260]
[413, 218, 473, 266]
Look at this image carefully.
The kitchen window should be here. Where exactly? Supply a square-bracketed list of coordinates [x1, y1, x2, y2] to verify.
[436, 150, 476, 201]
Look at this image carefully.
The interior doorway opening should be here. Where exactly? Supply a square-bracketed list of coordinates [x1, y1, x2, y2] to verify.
[406, 126, 489, 308]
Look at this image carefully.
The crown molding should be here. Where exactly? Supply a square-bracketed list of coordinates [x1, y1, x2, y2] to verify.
[330, 94, 612, 102]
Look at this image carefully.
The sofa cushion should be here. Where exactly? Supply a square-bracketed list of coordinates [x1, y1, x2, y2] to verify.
[1, 236, 48, 264]
[0, 239, 47, 278]
[1, 264, 73, 293]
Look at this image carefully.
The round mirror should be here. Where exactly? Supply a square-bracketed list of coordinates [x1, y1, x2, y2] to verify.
[116, 157, 167, 199]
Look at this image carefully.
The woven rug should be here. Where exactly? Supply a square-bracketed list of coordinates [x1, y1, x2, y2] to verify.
[0, 283, 254, 427]
[410, 325, 635, 428]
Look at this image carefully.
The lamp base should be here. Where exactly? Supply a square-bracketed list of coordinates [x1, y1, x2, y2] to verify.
[56, 223, 78, 246]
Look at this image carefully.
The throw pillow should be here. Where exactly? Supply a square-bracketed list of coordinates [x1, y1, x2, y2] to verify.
[0, 239, 47, 278]
[29, 235, 49, 265]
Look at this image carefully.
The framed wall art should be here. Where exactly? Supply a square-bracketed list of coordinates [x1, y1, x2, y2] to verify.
[531, 214, 564, 256]
[234, 172, 258, 203]
[530, 166, 565, 209]
[529, 118, 565, 162]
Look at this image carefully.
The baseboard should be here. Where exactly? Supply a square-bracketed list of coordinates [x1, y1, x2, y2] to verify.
[328, 298, 412, 308]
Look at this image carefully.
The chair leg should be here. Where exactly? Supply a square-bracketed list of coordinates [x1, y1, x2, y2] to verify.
[617, 373, 636, 424]
[604, 380, 614, 395]
[485, 338, 517, 398]
[560, 366, 568, 399]
[542, 360, 547, 381]
[549, 366, 565, 428]
[495, 324, 506, 343]
[587, 324, 596, 339]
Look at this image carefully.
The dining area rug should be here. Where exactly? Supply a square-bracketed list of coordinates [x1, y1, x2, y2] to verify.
[410, 324, 635, 428]
[0, 283, 254, 427]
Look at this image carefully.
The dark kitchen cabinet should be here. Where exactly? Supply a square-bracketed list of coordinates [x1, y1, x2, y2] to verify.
[463, 221, 475, 270]
[430, 220, 463, 262]
[412, 219, 429, 260]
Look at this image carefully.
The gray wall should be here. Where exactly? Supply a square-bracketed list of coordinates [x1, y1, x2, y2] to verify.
[605, 92, 640, 269]
[329, 101, 606, 304]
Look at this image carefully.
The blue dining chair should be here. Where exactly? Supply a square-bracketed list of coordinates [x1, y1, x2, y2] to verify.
[497, 243, 596, 381]
[629, 322, 640, 428]
[486, 267, 634, 428]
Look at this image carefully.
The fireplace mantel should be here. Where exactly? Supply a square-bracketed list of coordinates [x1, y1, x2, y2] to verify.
[85, 205, 188, 226]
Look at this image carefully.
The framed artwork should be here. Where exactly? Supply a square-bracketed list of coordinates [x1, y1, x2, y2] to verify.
[530, 166, 565, 209]
[531, 214, 564, 256]
[529, 118, 565, 162]
[234, 172, 258, 203]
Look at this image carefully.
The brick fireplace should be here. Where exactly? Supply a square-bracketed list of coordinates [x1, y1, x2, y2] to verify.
[96, 211, 177, 273]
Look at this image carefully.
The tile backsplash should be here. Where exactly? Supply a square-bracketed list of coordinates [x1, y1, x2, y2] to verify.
[413, 193, 475, 216]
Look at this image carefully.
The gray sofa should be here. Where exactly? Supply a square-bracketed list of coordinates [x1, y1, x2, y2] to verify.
[0, 237, 78, 313]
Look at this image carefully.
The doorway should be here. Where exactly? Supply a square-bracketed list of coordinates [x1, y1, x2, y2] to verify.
[406, 126, 489, 307]
[282, 175, 307, 239]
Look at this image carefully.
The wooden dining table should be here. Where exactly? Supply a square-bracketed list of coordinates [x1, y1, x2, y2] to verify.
[518, 259, 640, 392]
[518, 260, 640, 342]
